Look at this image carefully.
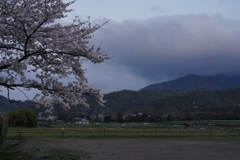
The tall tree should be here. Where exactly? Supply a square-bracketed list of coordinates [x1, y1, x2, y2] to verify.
[0, 0, 110, 114]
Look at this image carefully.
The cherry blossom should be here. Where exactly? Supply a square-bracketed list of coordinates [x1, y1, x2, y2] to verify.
[0, 0, 110, 113]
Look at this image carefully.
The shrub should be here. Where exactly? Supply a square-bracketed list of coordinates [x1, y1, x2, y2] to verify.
[25, 109, 38, 128]
[8, 109, 27, 127]
[8, 109, 37, 128]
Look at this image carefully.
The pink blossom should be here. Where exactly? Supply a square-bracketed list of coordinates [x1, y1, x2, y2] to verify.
[0, 0, 110, 113]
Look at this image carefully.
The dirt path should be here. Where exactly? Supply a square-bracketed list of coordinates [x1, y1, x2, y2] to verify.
[5, 137, 240, 160]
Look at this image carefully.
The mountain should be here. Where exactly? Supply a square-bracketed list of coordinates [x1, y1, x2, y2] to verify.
[0, 95, 63, 116]
[84, 89, 181, 114]
[1, 88, 240, 118]
[0, 90, 181, 115]
[139, 74, 240, 92]
[2, 74, 240, 117]
[0, 95, 19, 112]
[145, 88, 240, 116]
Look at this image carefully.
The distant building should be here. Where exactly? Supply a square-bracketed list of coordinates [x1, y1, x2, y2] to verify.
[56, 120, 64, 123]
[90, 114, 97, 121]
[97, 114, 104, 122]
[74, 118, 89, 124]
[37, 116, 58, 121]
[37, 116, 47, 121]
[46, 116, 58, 121]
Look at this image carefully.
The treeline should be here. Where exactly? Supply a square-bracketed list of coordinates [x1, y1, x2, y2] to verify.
[96, 111, 240, 123]
[83, 89, 181, 114]
[3, 88, 240, 119]
[5, 109, 240, 127]
[87, 112, 240, 123]
[184, 112, 240, 121]
[148, 88, 240, 114]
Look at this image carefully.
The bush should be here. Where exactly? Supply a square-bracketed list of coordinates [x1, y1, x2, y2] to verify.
[8, 109, 37, 128]
[25, 109, 38, 127]
[38, 121, 53, 128]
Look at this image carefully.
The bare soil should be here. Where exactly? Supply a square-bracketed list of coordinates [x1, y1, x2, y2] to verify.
[4, 137, 240, 160]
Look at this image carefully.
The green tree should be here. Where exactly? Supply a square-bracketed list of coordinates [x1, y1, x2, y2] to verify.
[185, 112, 194, 120]
[8, 109, 37, 127]
[58, 111, 68, 122]
[25, 109, 38, 128]
[142, 113, 148, 122]
[8, 109, 27, 127]
[167, 115, 176, 121]
[104, 116, 112, 122]
[116, 113, 123, 123]
[86, 115, 91, 121]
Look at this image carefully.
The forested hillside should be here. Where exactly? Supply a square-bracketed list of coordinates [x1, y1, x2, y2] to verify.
[146, 88, 240, 116]
[140, 74, 240, 92]
[0, 95, 19, 112]
[0, 90, 181, 115]
[84, 90, 181, 114]
[1, 74, 240, 119]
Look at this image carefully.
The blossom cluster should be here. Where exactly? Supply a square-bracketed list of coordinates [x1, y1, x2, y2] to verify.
[0, 0, 110, 113]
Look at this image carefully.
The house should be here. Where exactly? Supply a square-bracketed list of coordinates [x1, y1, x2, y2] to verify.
[97, 114, 104, 122]
[46, 116, 58, 121]
[56, 120, 64, 123]
[37, 116, 47, 121]
[74, 118, 89, 124]
[37, 116, 58, 122]
[90, 114, 97, 121]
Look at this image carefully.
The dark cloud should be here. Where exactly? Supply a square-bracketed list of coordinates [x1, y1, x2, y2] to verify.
[86, 14, 240, 91]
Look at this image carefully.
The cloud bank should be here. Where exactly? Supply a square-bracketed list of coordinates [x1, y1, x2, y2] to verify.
[85, 14, 240, 92]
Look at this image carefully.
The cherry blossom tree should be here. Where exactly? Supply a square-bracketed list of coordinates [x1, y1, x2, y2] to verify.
[0, 0, 110, 113]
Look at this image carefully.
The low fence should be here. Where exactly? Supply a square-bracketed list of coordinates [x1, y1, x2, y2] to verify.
[7, 127, 240, 140]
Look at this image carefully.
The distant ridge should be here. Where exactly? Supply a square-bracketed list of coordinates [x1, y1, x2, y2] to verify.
[2, 74, 240, 116]
[139, 74, 240, 92]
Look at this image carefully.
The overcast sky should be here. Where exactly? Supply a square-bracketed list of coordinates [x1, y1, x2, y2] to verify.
[71, 0, 240, 92]
[2, 0, 240, 100]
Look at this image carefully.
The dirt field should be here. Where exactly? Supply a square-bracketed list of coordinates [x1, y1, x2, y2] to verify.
[5, 137, 240, 160]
